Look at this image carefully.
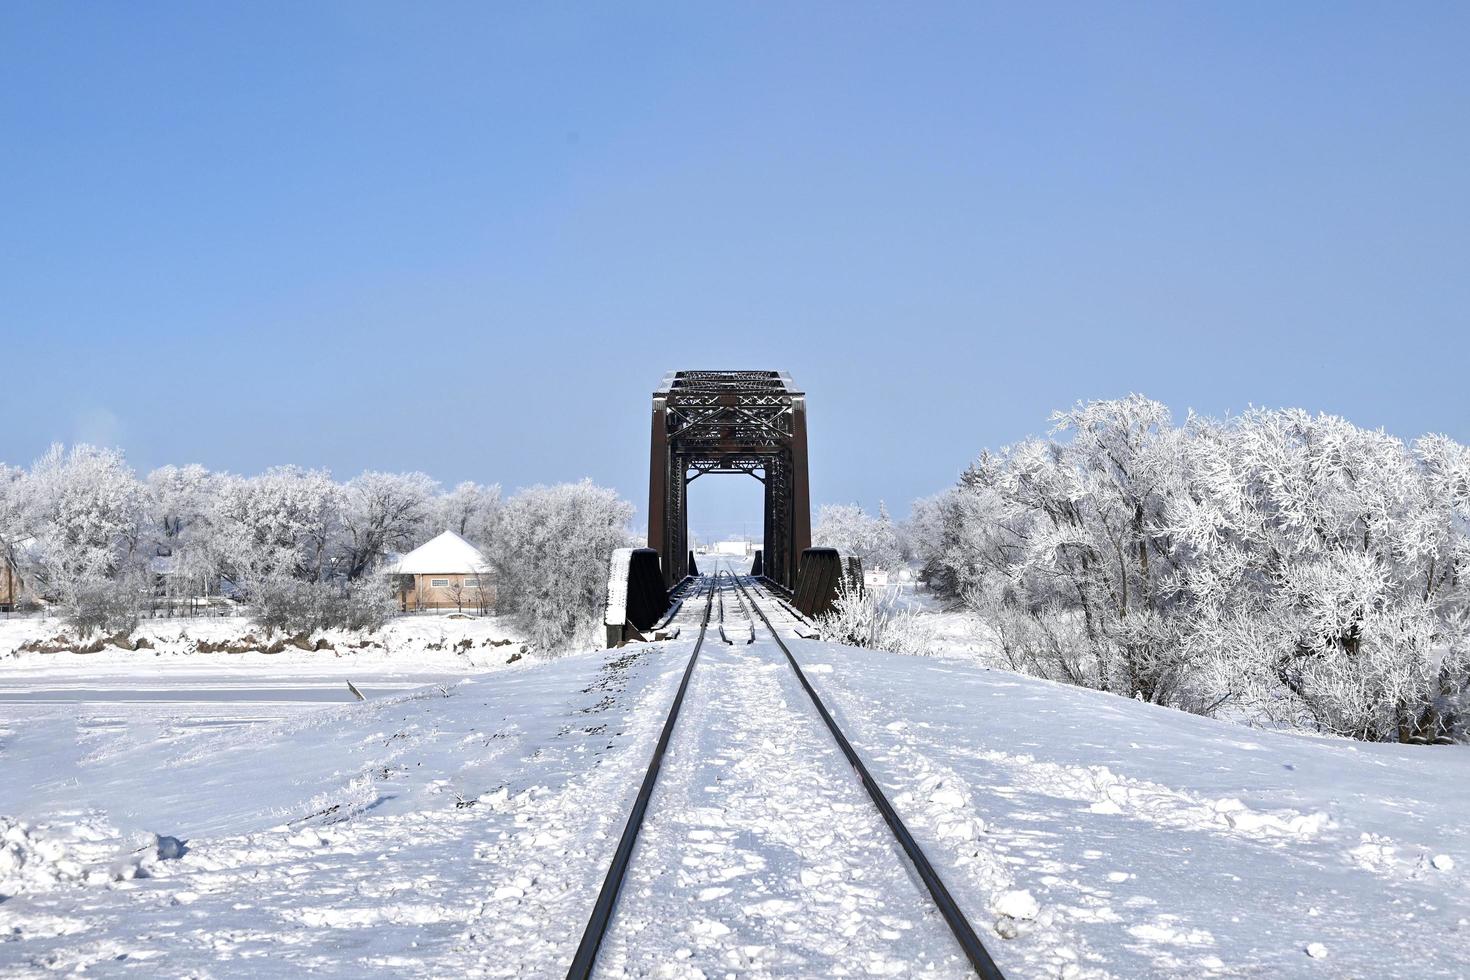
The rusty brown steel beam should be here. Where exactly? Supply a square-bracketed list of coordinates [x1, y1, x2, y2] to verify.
[648, 370, 811, 591]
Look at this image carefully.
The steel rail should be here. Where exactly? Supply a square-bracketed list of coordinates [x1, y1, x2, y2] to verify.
[731, 573, 1008, 980]
[565, 575, 718, 980]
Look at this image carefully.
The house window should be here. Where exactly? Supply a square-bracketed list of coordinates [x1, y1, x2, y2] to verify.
[430, 578, 450, 588]
[464, 578, 480, 587]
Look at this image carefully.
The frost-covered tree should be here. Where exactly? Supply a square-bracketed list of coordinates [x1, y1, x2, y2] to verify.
[436, 480, 501, 546]
[0, 463, 31, 605]
[909, 488, 990, 598]
[490, 480, 634, 653]
[145, 464, 222, 598]
[0, 463, 25, 559]
[0, 449, 529, 637]
[22, 444, 147, 602]
[916, 396, 1470, 742]
[948, 397, 1202, 705]
[1168, 409, 1470, 741]
[339, 471, 439, 579]
[813, 502, 902, 569]
[208, 466, 342, 588]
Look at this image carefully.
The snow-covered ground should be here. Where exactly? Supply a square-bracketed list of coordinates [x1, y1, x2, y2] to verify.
[0, 636, 681, 975]
[796, 644, 1470, 976]
[897, 588, 997, 662]
[596, 629, 970, 976]
[2, 600, 1468, 976]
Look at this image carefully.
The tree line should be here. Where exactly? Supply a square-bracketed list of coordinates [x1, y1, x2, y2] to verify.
[905, 395, 1470, 744]
[0, 446, 632, 651]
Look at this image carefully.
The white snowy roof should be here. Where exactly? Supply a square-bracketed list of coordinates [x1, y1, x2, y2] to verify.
[385, 530, 491, 576]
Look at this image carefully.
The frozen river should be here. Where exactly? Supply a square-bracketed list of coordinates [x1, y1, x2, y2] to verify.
[0, 663, 476, 734]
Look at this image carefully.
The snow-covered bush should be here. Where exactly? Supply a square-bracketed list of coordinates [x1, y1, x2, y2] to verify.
[251, 575, 396, 637]
[65, 573, 145, 639]
[817, 581, 937, 657]
[918, 397, 1470, 742]
[964, 583, 1099, 690]
[490, 481, 635, 654]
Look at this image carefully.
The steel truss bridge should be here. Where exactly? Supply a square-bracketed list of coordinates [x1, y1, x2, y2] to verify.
[647, 370, 812, 590]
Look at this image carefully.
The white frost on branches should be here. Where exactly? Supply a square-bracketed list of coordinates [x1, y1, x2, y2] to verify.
[915, 397, 1470, 743]
[813, 502, 902, 570]
[816, 582, 936, 658]
[488, 480, 635, 654]
[22, 445, 146, 601]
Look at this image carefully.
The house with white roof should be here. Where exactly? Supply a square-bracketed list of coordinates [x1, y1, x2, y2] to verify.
[385, 530, 495, 613]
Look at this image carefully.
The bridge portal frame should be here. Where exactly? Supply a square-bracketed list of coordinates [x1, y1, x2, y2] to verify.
[648, 370, 812, 590]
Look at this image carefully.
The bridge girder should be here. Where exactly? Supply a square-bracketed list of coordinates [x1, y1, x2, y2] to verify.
[648, 370, 812, 590]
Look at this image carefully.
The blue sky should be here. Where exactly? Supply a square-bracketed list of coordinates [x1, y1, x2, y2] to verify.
[2, 3, 1467, 540]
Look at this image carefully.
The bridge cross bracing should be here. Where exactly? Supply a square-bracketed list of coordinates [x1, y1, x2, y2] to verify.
[647, 370, 812, 589]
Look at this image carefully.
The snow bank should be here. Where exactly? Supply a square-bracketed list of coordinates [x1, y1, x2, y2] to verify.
[0, 818, 102, 895]
[0, 817, 177, 897]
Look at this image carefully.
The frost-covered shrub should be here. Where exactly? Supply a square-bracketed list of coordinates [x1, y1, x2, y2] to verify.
[250, 577, 316, 636]
[817, 582, 936, 657]
[66, 576, 143, 640]
[251, 575, 395, 637]
[337, 575, 397, 632]
[966, 585, 1097, 689]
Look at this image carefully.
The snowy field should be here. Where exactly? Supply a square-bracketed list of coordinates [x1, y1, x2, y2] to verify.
[801, 645, 1470, 976]
[2, 607, 1469, 976]
[0, 613, 530, 792]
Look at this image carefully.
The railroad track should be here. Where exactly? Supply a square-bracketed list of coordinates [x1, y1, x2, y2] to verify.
[567, 564, 1005, 979]
[565, 574, 716, 979]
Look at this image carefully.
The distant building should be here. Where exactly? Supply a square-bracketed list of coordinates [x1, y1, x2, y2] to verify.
[713, 540, 753, 557]
[386, 530, 495, 613]
[148, 552, 183, 597]
[1, 554, 23, 611]
[1, 538, 37, 611]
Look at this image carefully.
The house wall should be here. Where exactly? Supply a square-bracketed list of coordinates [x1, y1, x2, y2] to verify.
[0, 561, 21, 610]
[399, 573, 497, 612]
